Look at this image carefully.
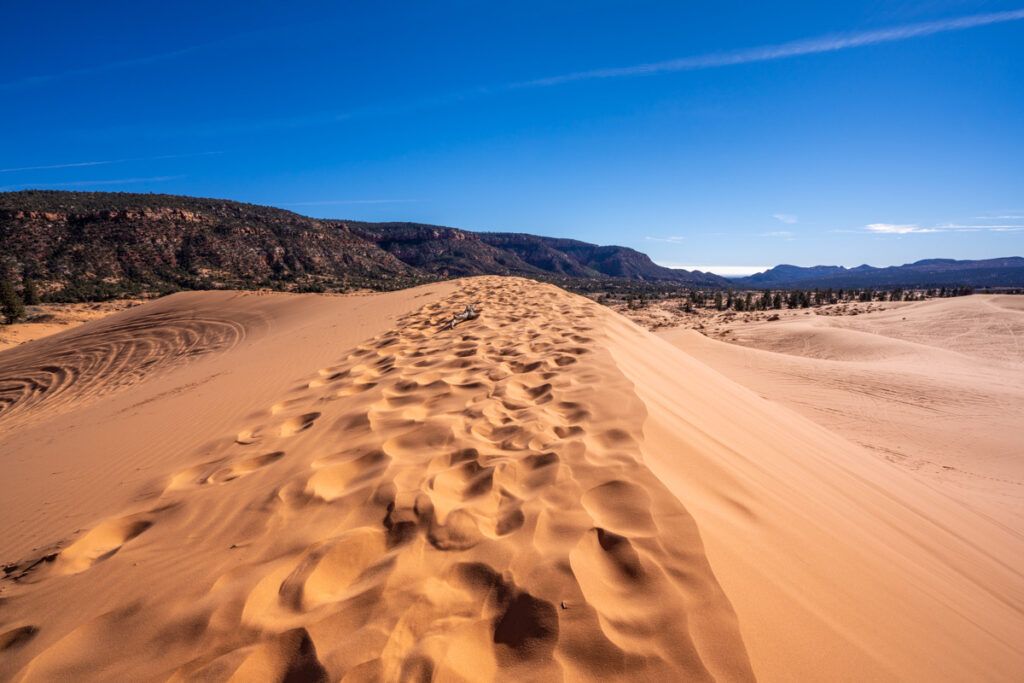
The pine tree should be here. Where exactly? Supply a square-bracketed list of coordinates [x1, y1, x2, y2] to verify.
[22, 277, 40, 306]
[1, 277, 25, 324]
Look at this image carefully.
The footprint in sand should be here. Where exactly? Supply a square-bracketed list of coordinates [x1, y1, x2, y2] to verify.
[278, 412, 321, 437]
[165, 451, 285, 491]
[0, 625, 39, 652]
[57, 513, 155, 575]
[306, 449, 390, 502]
[207, 451, 285, 484]
[581, 480, 657, 537]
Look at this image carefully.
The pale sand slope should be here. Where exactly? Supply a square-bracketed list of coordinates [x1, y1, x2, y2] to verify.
[0, 278, 1021, 681]
[658, 295, 1024, 526]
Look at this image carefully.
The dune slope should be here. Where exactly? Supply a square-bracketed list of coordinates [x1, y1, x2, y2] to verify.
[659, 295, 1024, 524]
[0, 279, 751, 681]
[608, 305, 1024, 681]
[1, 278, 1021, 681]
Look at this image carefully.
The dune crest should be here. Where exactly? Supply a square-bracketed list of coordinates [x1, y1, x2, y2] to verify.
[0, 278, 752, 681]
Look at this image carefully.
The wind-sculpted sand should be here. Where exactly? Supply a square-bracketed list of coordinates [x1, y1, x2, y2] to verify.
[0, 297, 254, 428]
[660, 295, 1024, 524]
[1, 279, 1022, 681]
[0, 279, 752, 681]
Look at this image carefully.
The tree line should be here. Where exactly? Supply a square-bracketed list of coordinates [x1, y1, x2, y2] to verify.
[624, 285, 975, 312]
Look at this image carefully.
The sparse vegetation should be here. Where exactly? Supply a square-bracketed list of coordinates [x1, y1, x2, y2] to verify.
[1, 276, 25, 324]
[591, 282, 990, 335]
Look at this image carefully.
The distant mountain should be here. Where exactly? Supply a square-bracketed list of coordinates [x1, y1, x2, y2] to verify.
[0, 191, 727, 301]
[478, 233, 725, 285]
[345, 225, 728, 287]
[733, 258, 1024, 289]
[0, 191, 420, 299]
[343, 223, 546, 278]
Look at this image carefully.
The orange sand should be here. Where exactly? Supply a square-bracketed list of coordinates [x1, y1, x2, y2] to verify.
[0, 279, 1021, 681]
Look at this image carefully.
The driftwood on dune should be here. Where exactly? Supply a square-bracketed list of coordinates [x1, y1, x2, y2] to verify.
[439, 304, 479, 330]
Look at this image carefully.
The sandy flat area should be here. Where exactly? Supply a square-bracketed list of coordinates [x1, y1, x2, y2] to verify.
[1, 279, 1022, 681]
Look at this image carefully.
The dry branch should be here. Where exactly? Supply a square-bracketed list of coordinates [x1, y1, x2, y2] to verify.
[440, 304, 479, 330]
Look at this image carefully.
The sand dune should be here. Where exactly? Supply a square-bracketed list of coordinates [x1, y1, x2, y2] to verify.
[660, 295, 1024, 525]
[0, 300, 144, 354]
[1, 279, 1022, 681]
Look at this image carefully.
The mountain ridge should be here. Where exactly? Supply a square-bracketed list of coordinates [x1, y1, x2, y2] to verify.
[2, 191, 1022, 299]
[734, 258, 1024, 288]
[0, 191, 728, 300]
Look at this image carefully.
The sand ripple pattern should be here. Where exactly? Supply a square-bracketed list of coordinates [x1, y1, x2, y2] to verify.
[0, 309, 246, 426]
[3, 278, 752, 682]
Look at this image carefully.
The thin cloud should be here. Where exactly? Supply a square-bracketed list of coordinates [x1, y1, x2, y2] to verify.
[762, 230, 796, 238]
[866, 222, 1024, 234]
[1, 175, 184, 191]
[644, 235, 687, 243]
[772, 213, 798, 224]
[866, 223, 937, 234]
[280, 199, 421, 206]
[512, 9, 1024, 88]
[0, 151, 223, 174]
[0, 46, 207, 91]
[0, 28, 278, 91]
[77, 8, 1024, 140]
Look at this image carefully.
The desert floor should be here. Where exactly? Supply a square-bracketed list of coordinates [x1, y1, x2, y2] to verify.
[0, 280, 1022, 681]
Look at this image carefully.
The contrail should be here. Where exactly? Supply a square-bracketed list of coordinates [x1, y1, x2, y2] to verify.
[0, 27, 278, 91]
[510, 9, 1024, 88]
[0, 45, 207, 91]
[0, 152, 223, 174]
[281, 199, 421, 206]
[62, 8, 1024, 139]
[0, 175, 184, 191]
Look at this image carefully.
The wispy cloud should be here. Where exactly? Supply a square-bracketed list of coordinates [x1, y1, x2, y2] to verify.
[0, 46, 208, 92]
[512, 9, 1024, 88]
[0, 151, 222, 174]
[866, 222, 1024, 234]
[866, 223, 936, 234]
[1, 175, 184, 191]
[772, 213, 798, 224]
[762, 230, 796, 238]
[644, 235, 687, 243]
[77, 8, 1024, 140]
[280, 199, 421, 206]
[0, 28, 279, 91]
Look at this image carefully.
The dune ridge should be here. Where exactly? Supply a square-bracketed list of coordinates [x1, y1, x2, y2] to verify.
[0, 278, 752, 681]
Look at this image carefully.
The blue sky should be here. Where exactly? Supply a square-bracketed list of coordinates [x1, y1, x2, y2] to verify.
[2, 1, 1022, 275]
